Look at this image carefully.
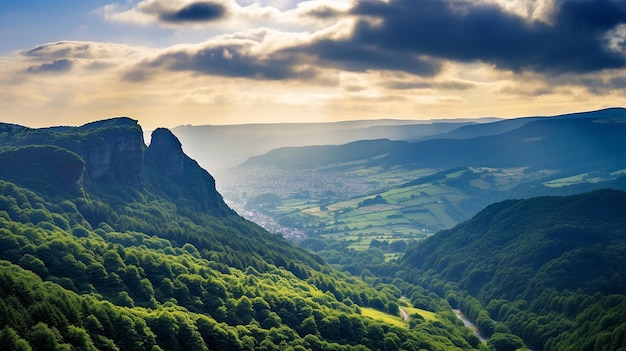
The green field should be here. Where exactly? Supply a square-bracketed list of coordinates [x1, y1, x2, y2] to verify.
[226, 166, 549, 251]
[360, 306, 438, 329]
[543, 171, 618, 188]
[293, 176, 479, 249]
[360, 307, 407, 328]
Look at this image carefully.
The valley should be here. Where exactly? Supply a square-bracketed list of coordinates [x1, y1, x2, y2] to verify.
[1, 109, 626, 351]
[5, 0, 626, 350]
[214, 109, 626, 262]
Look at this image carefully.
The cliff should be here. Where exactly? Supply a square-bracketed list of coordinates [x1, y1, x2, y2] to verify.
[146, 128, 184, 175]
[145, 127, 233, 216]
[0, 118, 231, 215]
[75, 118, 144, 186]
[0, 117, 144, 187]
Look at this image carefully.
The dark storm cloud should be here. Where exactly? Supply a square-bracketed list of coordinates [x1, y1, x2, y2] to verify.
[123, 43, 319, 82]
[609, 76, 626, 89]
[125, 37, 440, 83]
[123, 0, 626, 82]
[159, 2, 227, 23]
[289, 38, 442, 76]
[348, 0, 626, 74]
[26, 59, 74, 73]
[567, 75, 626, 95]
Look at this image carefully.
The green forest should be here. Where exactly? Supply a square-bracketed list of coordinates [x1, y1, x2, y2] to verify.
[399, 190, 626, 351]
[2, 117, 626, 351]
[0, 119, 484, 351]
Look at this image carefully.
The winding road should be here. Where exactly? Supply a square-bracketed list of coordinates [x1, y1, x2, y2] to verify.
[452, 309, 487, 342]
[399, 307, 410, 321]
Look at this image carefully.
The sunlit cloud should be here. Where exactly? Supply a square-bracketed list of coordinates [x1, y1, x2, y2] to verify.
[1, 0, 625, 129]
[472, 0, 557, 23]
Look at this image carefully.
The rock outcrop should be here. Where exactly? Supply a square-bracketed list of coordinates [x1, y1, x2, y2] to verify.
[145, 128, 184, 175]
[0, 117, 145, 188]
[145, 127, 233, 216]
[0, 117, 232, 215]
[75, 117, 144, 187]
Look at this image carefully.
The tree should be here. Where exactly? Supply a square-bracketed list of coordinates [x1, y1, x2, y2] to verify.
[299, 316, 319, 337]
[487, 333, 525, 351]
[0, 326, 32, 351]
[387, 301, 400, 316]
[150, 312, 179, 349]
[19, 254, 48, 277]
[66, 325, 98, 351]
[29, 322, 64, 351]
[384, 332, 401, 351]
[235, 296, 254, 325]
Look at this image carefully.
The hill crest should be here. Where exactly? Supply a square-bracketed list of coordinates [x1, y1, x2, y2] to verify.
[401, 189, 626, 300]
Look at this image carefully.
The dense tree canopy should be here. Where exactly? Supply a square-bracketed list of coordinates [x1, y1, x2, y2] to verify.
[0, 119, 482, 351]
[399, 190, 626, 350]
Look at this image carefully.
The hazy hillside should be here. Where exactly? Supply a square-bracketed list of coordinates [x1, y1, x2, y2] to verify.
[243, 139, 409, 170]
[425, 108, 626, 140]
[376, 115, 626, 171]
[399, 190, 626, 350]
[168, 117, 499, 178]
[0, 118, 481, 351]
[242, 108, 626, 172]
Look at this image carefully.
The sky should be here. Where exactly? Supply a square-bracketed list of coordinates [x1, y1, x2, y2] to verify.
[1, 0, 626, 130]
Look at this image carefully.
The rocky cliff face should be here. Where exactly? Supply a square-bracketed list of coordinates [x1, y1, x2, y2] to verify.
[0, 118, 232, 215]
[145, 127, 232, 216]
[145, 128, 184, 176]
[77, 118, 144, 186]
[0, 117, 145, 188]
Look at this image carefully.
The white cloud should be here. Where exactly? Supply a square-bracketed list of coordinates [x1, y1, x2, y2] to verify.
[606, 24, 626, 55]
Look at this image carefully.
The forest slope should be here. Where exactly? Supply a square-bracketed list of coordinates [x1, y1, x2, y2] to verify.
[399, 189, 626, 350]
[0, 118, 481, 351]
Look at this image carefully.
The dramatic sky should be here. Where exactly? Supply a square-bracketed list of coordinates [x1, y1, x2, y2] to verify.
[1, 0, 626, 129]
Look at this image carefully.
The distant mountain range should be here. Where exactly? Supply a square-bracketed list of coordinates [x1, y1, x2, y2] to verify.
[242, 107, 626, 174]
[225, 108, 626, 235]
[1, 112, 626, 350]
[167, 116, 501, 177]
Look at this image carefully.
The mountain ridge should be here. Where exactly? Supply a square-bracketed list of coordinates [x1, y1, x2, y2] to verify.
[401, 189, 626, 299]
[0, 117, 145, 187]
[427, 107, 626, 141]
[241, 108, 626, 173]
[167, 117, 500, 177]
